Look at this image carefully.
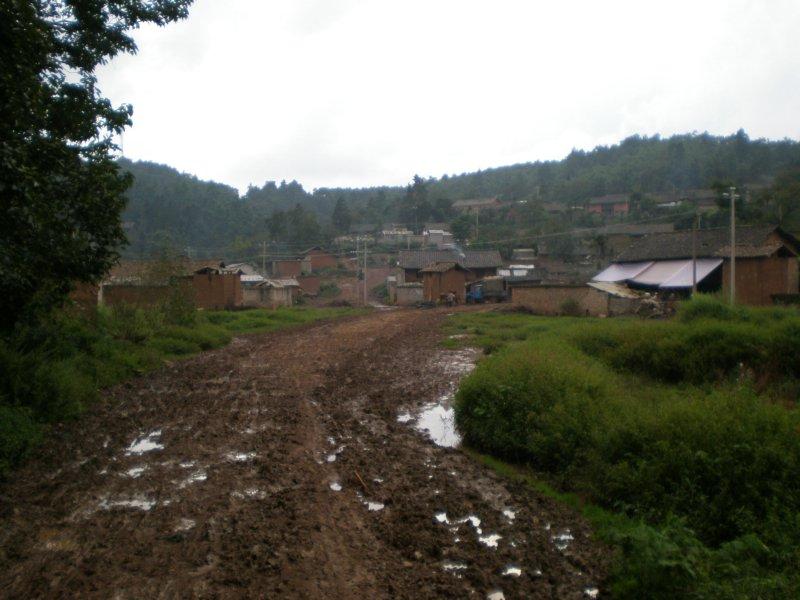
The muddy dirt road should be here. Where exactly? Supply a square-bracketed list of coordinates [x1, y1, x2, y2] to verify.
[0, 309, 608, 599]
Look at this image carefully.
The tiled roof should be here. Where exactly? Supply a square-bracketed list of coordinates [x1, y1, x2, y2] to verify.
[399, 250, 503, 269]
[616, 226, 800, 262]
[419, 261, 467, 273]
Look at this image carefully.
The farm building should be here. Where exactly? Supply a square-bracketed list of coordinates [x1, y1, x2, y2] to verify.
[586, 194, 630, 217]
[594, 225, 800, 305]
[302, 247, 338, 271]
[452, 197, 503, 213]
[242, 279, 294, 308]
[419, 262, 470, 304]
[192, 267, 243, 309]
[399, 250, 502, 283]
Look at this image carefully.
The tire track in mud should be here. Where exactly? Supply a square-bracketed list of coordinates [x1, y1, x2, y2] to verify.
[0, 309, 608, 599]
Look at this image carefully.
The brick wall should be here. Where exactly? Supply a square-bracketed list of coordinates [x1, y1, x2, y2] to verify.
[722, 256, 799, 305]
[102, 284, 176, 308]
[511, 285, 610, 316]
[192, 273, 242, 309]
[422, 270, 467, 303]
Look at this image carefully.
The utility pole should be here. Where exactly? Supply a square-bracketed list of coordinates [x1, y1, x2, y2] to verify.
[363, 238, 368, 306]
[261, 241, 267, 275]
[691, 212, 698, 296]
[726, 186, 739, 304]
[475, 209, 479, 239]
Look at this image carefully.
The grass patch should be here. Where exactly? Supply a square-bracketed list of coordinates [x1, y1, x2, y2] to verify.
[450, 297, 800, 598]
[0, 304, 364, 478]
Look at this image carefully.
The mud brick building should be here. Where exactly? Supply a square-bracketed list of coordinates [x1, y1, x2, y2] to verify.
[399, 250, 502, 284]
[586, 194, 630, 217]
[302, 247, 338, 271]
[419, 262, 469, 304]
[192, 268, 242, 309]
[595, 225, 800, 305]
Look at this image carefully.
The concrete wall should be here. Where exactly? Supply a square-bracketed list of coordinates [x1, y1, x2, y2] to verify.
[192, 273, 242, 310]
[396, 284, 423, 306]
[242, 286, 292, 309]
[721, 256, 800, 305]
[511, 285, 611, 316]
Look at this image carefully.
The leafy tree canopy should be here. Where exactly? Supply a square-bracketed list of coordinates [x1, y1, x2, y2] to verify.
[0, 0, 192, 331]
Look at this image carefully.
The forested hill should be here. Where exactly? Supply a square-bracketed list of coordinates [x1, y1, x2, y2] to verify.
[120, 131, 800, 256]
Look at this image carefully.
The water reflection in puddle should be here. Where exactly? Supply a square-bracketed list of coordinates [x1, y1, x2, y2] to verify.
[443, 561, 468, 572]
[396, 412, 413, 423]
[584, 587, 599, 598]
[226, 451, 257, 462]
[478, 533, 502, 548]
[330, 482, 342, 492]
[176, 518, 196, 531]
[415, 399, 461, 448]
[486, 590, 505, 600]
[179, 469, 207, 488]
[502, 508, 516, 521]
[552, 530, 574, 551]
[502, 565, 522, 577]
[124, 466, 147, 478]
[125, 430, 163, 455]
[99, 495, 156, 511]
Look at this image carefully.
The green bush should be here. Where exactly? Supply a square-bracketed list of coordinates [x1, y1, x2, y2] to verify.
[0, 405, 41, 479]
[451, 305, 800, 596]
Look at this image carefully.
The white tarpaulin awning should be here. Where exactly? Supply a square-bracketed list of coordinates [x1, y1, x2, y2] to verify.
[592, 261, 653, 282]
[630, 260, 689, 286]
[658, 258, 723, 288]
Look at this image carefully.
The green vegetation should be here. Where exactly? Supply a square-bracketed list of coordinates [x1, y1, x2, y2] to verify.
[118, 132, 800, 259]
[2, 1, 192, 332]
[449, 301, 800, 598]
[0, 304, 361, 479]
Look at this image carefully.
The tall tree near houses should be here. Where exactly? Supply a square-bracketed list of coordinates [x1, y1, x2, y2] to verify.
[331, 196, 352, 233]
[0, 0, 193, 332]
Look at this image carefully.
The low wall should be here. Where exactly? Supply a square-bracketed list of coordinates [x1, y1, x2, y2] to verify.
[102, 284, 177, 308]
[396, 284, 423, 306]
[511, 285, 610, 316]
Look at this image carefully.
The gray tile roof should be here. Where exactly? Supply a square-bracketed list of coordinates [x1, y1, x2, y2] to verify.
[616, 226, 800, 262]
[399, 249, 503, 269]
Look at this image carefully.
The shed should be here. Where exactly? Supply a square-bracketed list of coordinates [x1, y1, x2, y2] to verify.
[419, 262, 470, 304]
[242, 279, 293, 309]
[396, 282, 423, 306]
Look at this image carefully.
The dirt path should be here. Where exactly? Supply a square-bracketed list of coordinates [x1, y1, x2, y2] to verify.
[0, 308, 608, 599]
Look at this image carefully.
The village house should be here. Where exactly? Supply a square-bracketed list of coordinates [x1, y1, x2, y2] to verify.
[242, 279, 294, 309]
[452, 197, 503, 214]
[419, 262, 470, 304]
[302, 247, 338, 271]
[423, 228, 454, 248]
[398, 249, 503, 283]
[595, 223, 675, 257]
[593, 225, 800, 305]
[586, 194, 630, 217]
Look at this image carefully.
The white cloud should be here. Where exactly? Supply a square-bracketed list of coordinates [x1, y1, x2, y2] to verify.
[96, 0, 800, 192]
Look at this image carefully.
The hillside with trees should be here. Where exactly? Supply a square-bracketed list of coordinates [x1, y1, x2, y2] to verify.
[119, 131, 800, 258]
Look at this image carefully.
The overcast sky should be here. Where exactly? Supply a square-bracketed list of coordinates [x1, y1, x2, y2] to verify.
[97, 0, 800, 193]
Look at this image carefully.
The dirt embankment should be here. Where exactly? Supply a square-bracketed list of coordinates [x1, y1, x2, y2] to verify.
[0, 308, 608, 599]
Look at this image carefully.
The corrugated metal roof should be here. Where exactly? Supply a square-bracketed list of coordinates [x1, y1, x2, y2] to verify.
[587, 281, 643, 298]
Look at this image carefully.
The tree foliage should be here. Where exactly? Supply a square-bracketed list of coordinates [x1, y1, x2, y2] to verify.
[0, 0, 192, 331]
